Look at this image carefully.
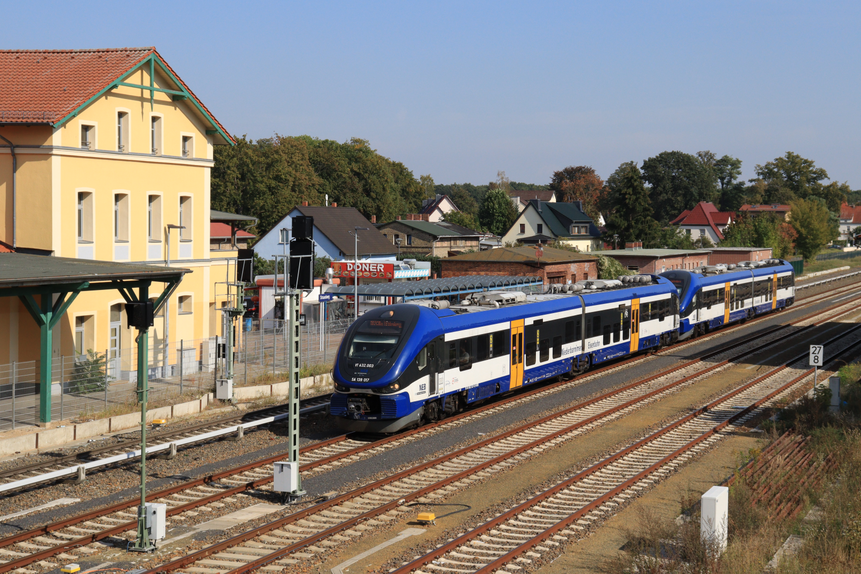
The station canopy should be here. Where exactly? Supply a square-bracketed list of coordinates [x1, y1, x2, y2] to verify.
[325, 275, 542, 300]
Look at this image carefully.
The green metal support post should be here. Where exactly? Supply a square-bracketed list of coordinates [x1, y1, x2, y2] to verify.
[38, 294, 53, 424]
[130, 284, 153, 552]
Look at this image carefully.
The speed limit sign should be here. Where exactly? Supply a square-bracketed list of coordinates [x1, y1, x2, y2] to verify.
[809, 345, 824, 367]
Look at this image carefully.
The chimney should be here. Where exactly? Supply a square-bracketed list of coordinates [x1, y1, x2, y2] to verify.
[576, 200, 584, 212]
[397, 216, 401, 221]
[302, 201, 309, 206]
[626, 242, 636, 249]
[371, 215, 376, 224]
[332, 202, 337, 208]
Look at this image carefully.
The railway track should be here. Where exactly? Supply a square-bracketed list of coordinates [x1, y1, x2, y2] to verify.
[0, 283, 858, 573]
[3, 276, 859, 497]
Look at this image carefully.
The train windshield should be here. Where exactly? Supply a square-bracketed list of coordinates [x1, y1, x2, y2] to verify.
[347, 319, 405, 359]
[666, 278, 684, 295]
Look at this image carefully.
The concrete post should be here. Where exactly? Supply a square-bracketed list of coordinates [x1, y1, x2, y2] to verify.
[701, 486, 729, 555]
[829, 375, 841, 413]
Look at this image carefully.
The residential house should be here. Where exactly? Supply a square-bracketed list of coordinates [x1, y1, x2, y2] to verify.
[0, 47, 234, 367]
[838, 203, 861, 243]
[441, 246, 597, 284]
[254, 203, 396, 262]
[501, 200, 601, 252]
[739, 204, 791, 221]
[420, 194, 460, 222]
[377, 216, 483, 257]
[669, 202, 733, 244]
[508, 188, 556, 212]
[210, 222, 254, 251]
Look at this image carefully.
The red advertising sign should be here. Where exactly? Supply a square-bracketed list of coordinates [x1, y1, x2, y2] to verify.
[331, 261, 395, 279]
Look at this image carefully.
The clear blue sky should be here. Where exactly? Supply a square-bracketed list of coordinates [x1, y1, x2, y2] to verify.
[7, 1, 860, 189]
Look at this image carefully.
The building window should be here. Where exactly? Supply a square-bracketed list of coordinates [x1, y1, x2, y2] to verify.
[148, 195, 162, 241]
[178, 295, 192, 314]
[537, 224, 543, 234]
[280, 228, 289, 244]
[181, 135, 193, 158]
[114, 193, 129, 242]
[151, 116, 162, 155]
[519, 224, 525, 234]
[179, 196, 192, 240]
[117, 111, 129, 152]
[406, 235, 412, 246]
[80, 125, 94, 149]
[77, 191, 93, 241]
[74, 315, 93, 357]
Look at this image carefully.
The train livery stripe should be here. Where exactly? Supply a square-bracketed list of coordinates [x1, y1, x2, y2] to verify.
[630, 298, 640, 354]
[510, 319, 524, 389]
[724, 281, 730, 324]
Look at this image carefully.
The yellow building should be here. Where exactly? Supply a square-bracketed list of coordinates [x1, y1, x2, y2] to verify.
[0, 47, 236, 375]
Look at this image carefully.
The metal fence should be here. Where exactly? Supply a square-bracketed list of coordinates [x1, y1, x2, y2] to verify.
[0, 316, 350, 431]
[813, 250, 861, 262]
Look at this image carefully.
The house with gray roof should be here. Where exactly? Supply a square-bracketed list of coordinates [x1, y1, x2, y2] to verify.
[501, 199, 601, 251]
[254, 204, 397, 262]
[377, 216, 484, 257]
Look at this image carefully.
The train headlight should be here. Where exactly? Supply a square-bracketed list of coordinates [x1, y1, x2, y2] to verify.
[334, 382, 350, 393]
[374, 382, 401, 394]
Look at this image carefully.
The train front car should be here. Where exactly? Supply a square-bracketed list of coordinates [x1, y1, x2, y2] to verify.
[330, 304, 441, 433]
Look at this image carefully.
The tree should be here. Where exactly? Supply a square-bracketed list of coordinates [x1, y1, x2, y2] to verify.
[419, 174, 435, 201]
[753, 152, 847, 213]
[790, 198, 838, 262]
[446, 184, 480, 218]
[443, 210, 483, 232]
[721, 213, 796, 259]
[603, 161, 657, 247]
[549, 166, 606, 222]
[641, 151, 719, 223]
[714, 155, 746, 211]
[596, 255, 631, 280]
[479, 188, 518, 236]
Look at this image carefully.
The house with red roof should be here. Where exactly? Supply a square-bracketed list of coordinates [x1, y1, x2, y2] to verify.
[839, 203, 861, 243]
[739, 204, 792, 221]
[420, 194, 460, 222]
[0, 47, 235, 366]
[669, 202, 734, 244]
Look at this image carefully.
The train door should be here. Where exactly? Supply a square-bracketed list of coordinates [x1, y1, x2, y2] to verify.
[772, 274, 777, 310]
[724, 281, 731, 324]
[629, 298, 640, 353]
[428, 342, 442, 397]
[510, 319, 524, 389]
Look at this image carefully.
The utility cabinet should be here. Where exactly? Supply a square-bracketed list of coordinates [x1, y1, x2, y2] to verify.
[145, 502, 167, 541]
[273, 461, 300, 493]
[216, 378, 233, 400]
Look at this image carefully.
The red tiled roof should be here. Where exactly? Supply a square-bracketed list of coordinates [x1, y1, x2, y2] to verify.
[210, 222, 254, 239]
[0, 48, 233, 143]
[509, 189, 555, 203]
[840, 203, 861, 224]
[669, 202, 733, 241]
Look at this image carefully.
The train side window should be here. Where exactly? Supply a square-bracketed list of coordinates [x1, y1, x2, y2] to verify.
[592, 316, 601, 338]
[459, 339, 472, 371]
[517, 333, 523, 364]
[564, 320, 575, 344]
[477, 335, 489, 362]
[613, 322, 620, 343]
[603, 325, 612, 345]
[416, 346, 427, 371]
[511, 334, 517, 365]
[540, 338, 549, 362]
[448, 343, 457, 369]
[525, 341, 536, 366]
[553, 336, 562, 359]
[495, 330, 509, 356]
[623, 315, 630, 339]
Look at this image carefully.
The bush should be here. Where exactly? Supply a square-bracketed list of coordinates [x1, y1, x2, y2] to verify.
[69, 349, 111, 395]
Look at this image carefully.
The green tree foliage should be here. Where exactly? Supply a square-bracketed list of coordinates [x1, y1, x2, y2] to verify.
[479, 188, 518, 236]
[790, 198, 839, 262]
[596, 254, 631, 280]
[419, 174, 435, 201]
[212, 136, 425, 237]
[71, 350, 110, 394]
[443, 210, 483, 232]
[549, 165, 606, 223]
[752, 152, 847, 213]
[721, 213, 796, 259]
[713, 155, 746, 211]
[446, 184, 480, 218]
[640, 151, 719, 223]
[603, 161, 657, 247]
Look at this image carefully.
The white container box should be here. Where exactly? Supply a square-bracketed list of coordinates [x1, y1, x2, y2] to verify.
[145, 502, 167, 541]
[273, 461, 299, 493]
[216, 378, 233, 400]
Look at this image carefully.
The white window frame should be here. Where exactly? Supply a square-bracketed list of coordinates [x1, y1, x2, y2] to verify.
[150, 113, 163, 155]
[178, 195, 192, 241]
[180, 133, 195, 158]
[116, 109, 130, 152]
[147, 193, 163, 242]
[113, 191, 130, 243]
[76, 189, 94, 242]
[79, 121, 97, 150]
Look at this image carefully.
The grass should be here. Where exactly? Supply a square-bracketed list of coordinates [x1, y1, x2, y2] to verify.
[610, 364, 861, 573]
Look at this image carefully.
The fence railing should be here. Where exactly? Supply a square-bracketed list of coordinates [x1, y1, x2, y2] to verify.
[0, 316, 350, 431]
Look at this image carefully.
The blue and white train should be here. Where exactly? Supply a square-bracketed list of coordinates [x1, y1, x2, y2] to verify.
[330, 275, 680, 432]
[659, 258, 795, 340]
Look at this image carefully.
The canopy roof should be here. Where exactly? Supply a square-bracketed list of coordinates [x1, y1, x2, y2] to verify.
[325, 275, 542, 300]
